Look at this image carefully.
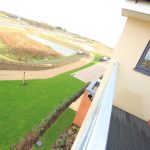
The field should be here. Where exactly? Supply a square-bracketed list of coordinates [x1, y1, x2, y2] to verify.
[0, 63, 93, 149]
[0, 11, 113, 66]
[0, 26, 89, 69]
[0, 27, 88, 69]
[39, 31, 113, 58]
[0, 29, 60, 61]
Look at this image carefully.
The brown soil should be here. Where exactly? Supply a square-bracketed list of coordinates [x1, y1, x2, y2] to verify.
[52, 124, 79, 150]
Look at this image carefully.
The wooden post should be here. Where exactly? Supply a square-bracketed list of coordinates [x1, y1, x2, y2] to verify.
[23, 71, 25, 85]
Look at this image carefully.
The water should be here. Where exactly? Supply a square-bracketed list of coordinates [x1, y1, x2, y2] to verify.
[28, 35, 76, 56]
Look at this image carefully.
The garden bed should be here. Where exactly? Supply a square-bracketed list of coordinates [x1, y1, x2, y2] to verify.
[52, 124, 79, 150]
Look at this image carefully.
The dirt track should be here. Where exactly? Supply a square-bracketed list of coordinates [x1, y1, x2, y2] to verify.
[0, 56, 93, 80]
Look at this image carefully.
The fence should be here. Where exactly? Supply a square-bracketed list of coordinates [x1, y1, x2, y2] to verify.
[0, 60, 52, 70]
[0, 57, 81, 70]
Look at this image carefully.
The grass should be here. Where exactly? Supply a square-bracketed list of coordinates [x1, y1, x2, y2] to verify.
[0, 27, 89, 68]
[0, 28, 84, 66]
[0, 27, 86, 65]
[33, 54, 84, 65]
[0, 39, 7, 50]
[0, 38, 9, 54]
[0, 39, 14, 61]
[0, 29, 60, 61]
[39, 33, 81, 50]
[34, 108, 76, 150]
[0, 63, 93, 149]
[93, 52, 104, 62]
[0, 12, 5, 17]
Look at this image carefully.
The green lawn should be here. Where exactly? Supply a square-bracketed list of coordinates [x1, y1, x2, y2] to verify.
[0, 63, 93, 149]
[93, 52, 103, 62]
[34, 108, 76, 150]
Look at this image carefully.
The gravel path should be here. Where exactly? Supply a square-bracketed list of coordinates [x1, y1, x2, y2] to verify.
[0, 56, 93, 80]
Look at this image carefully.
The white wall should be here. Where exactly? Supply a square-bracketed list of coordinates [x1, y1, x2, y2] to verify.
[114, 17, 150, 121]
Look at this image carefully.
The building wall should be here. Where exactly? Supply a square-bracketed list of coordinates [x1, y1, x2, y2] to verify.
[113, 17, 150, 121]
[73, 91, 91, 127]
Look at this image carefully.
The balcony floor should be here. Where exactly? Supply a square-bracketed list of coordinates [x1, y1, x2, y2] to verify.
[106, 106, 150, 150]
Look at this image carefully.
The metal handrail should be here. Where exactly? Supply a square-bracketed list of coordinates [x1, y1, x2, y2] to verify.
[71, 60, 118, 150]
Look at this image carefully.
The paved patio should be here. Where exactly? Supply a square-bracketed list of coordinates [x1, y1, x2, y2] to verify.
[69, 94, 83, 111]
[71, 63, 106, 83]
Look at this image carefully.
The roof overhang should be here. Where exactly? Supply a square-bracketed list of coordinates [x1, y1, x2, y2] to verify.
[122, 0, 150, 22]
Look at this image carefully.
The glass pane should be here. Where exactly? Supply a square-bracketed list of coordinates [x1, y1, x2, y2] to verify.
[140, 48, 150, 69]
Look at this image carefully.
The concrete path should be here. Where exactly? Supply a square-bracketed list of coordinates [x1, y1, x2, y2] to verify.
[71, 62, 107, 83]
[69, 94, 83, 111]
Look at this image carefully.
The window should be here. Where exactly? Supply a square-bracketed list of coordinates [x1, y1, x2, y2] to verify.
[135, 40, 150, 76]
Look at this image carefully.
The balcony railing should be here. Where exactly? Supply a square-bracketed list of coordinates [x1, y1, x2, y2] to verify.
[71, 60, 118, 150]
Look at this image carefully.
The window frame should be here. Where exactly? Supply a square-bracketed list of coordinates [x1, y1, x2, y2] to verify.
[134, 40, 150, 76]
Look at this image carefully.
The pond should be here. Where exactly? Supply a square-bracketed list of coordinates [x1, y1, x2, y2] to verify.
[28, 35, 76, 56]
